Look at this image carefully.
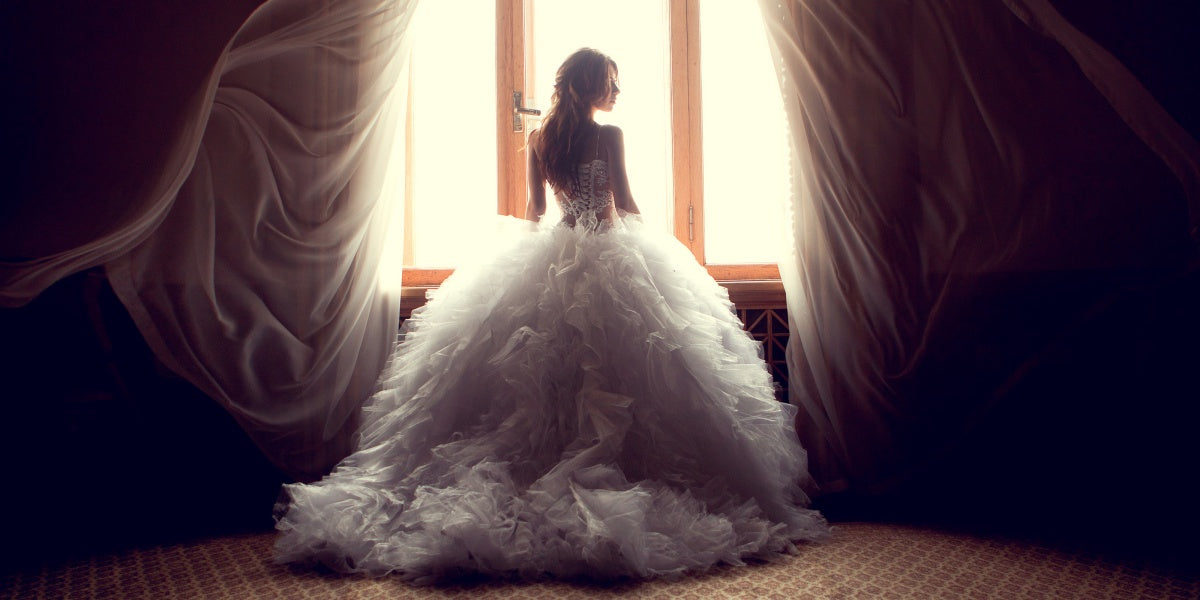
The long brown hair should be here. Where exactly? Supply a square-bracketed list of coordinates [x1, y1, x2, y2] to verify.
[535, 48, 617, 193]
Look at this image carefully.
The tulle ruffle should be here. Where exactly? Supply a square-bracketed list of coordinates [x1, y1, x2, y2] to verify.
[273, 215, 828, 582]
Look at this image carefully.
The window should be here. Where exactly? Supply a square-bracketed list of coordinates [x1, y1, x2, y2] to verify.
[393, 0, 788, 288]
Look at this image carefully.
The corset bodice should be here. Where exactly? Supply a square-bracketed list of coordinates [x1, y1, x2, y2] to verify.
[555, 159, 614, 230]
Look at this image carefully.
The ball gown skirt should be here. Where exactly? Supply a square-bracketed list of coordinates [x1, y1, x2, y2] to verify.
[273, 215, 829, 582]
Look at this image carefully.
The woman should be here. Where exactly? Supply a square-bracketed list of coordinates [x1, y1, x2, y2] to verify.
[524, 48, 635, 228]
[274, 48, 828, 583]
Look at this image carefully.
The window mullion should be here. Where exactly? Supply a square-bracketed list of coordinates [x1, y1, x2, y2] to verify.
[496, 0, 527, 217]
[669, 0, 704, 264]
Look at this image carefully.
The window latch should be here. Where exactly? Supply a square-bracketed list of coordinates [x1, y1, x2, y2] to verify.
[513, 91, 541, 133]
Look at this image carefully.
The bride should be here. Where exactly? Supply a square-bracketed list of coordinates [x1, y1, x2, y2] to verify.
[273, 47, 828, 582]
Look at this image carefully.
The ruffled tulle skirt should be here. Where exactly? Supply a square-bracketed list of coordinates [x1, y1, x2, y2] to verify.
[273, 216, 828, 582]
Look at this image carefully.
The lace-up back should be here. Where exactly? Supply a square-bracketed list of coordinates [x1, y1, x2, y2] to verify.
[556, 160, 614, 229]
[554, 126, 614, 230]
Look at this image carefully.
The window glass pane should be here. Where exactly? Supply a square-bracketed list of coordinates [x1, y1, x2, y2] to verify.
[406, 1, 497, 267]
[700, 1, 788, 265]
[528, 0, 672, 234]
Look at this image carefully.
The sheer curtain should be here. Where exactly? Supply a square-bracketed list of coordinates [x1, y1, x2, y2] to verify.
[758, 0, 1199, 494]
[2, 0, 419, 481]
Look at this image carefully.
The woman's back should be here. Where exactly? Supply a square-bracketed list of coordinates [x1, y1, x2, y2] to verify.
[553, 125, 616, 229]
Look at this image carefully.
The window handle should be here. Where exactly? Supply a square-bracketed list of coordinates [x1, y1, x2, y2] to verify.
[513, 91, 541, 132]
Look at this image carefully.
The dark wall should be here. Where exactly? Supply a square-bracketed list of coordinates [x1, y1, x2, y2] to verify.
[1, 1, 263, 258]
[1050, 0, 1200, 141]
[0, 270, 286, 568]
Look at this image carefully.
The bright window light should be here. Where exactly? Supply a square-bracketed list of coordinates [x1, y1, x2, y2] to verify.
[405, 1, 497, 268]
[700, 0, 789, 265]
[387, 2, 787, 279]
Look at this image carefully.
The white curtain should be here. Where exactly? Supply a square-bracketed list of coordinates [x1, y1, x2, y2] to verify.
[2, 0, 419, 481]
[759, 0, 1200, 494]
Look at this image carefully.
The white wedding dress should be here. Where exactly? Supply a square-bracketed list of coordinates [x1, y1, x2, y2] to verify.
[273, 144, 829, 582]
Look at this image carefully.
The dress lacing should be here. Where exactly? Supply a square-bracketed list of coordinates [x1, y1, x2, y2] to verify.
[554, 126, 614, 231]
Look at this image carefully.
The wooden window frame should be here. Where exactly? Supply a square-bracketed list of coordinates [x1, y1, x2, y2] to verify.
[400, 0, 783, 294]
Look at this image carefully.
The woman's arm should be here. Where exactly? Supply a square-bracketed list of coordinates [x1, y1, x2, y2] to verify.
[606, 125, 640, 215]
[525, 130, 547, 222]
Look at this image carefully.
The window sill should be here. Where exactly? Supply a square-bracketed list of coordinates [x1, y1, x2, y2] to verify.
[398, 276, 784, 317]
[720, 279, 785, 308]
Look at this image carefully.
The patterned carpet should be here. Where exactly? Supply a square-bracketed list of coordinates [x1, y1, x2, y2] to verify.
[4, 522, 1197, 599]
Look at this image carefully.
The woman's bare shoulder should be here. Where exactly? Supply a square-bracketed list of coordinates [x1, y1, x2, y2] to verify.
[527, 128, 541, 155]
[598, 125, 624, 154]
[598, 124, 623, 138]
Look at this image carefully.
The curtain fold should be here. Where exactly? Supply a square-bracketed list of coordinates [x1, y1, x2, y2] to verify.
[108, 0, 418, 480]
[759, 0, 1198, 494]
[4, 0, 419, 481]
[0, 33, 232, 307]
